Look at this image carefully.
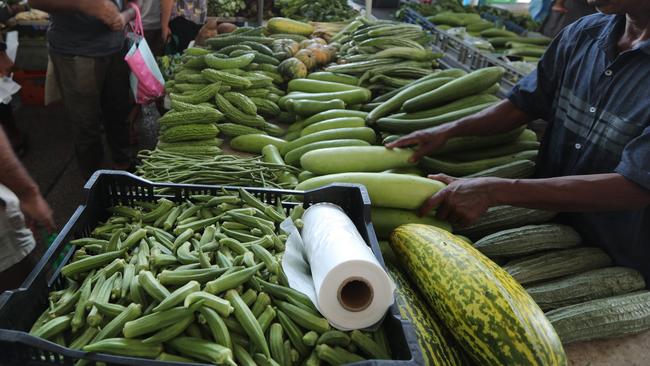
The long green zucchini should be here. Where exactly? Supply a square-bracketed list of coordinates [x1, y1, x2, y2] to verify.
[366, 77, 456, 124]
[280, 127, 377, 156]
[300, 147, 415, 175]
[296, 173, 445, 210]
[546, 291, 650, 344]
[403, 67, 505, 112]
[527, 267, 646, 311]
[442, 140, 540, 162]
[377, 102, 497, 134]
[390, 224, 566, 365]
[465, 159, 536, 179]
[503, 247, 613, 285]
[387, 93, 500, 120]
[420, 150, 538, 176]
[434, 126, 527, 155]
[302, 109, 369, 127]
[283, 139, 371, 166]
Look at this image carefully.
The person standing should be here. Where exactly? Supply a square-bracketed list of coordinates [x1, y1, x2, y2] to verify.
[161, 0, 207, 51]
[0, 126, 55, 292]
[388, 0, 650, 280]
[540, 0, 596, 36]
[28, 0, 141, 179]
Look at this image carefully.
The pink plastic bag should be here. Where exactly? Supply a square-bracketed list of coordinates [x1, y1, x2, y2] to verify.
[124, 3, 165, 104]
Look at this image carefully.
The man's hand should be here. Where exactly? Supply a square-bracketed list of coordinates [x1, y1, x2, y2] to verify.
[421, 174, 502, 227]
[81, 0, 122, 30]
[0, 52, 14, 77]
[385, 127, 451, 163]
[20, 192, 55, 233]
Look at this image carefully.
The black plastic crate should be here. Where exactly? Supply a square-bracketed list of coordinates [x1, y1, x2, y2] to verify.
[0, 171, 422, 366]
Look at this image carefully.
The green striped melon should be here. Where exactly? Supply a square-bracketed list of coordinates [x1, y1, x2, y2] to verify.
[390, 224, 566, 366]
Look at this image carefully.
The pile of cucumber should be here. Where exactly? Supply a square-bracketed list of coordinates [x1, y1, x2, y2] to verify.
[29, 189, 394, 364]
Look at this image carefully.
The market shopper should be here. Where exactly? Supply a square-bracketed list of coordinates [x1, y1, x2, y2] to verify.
[0, 127, 55, 292]
[142, 0, 165, 56]
[388, 0, 650, 279]
[28, 0, 141, 179]
[161, 0, 207, 51]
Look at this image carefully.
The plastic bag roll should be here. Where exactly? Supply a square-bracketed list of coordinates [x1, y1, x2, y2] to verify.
[282, 203, 394, 330]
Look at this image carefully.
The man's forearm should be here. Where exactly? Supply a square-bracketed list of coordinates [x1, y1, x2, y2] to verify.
[161, 0, 173, 27]
[491, 173, 650, 212]
[0, 128, 40, 201]
[444, 99, 533, 139]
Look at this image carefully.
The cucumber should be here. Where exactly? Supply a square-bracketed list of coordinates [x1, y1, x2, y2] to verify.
[284, 139, 372, 166]
[281, 127, 377, 156]
[377, 102, 497, 133]
[307, 72, 360, 86]
[366, 77, 455, 124]
[302, 109, 369, 127]
[288, 79, 365, 93]
[301, 146, 415, 175]
[279, 89, 372, 109]
[388, 93, 500, 120]
[296, 173, 446, 210]
[230, 134, 287, 154]
[420, 150, 538, 176]
[300, 117, 366, 137]
[287, 99, 346, 117]
[403, 67, 505, 112]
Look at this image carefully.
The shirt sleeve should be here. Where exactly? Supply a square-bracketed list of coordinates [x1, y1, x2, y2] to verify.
[507, 24, 576, 121]
[615, 125, 650, 191]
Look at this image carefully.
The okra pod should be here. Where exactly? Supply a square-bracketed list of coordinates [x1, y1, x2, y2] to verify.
[83, 338, 162, 358]
[123, 306, 192, 338]
[60, 250, 124, 278]
[303, 331, 319, 347]
[163, 206, 182, 231]
[72, 275, 93, 331]
[69, 327, 99, 350]
[119, 228, 147, 251]
[257, 305, 276, 333]
[177, 241, 199, 264]
[138, 270, 171, 302]
[226, 289, 270, 357]
[205, 263, 262, 295]
[30, 315, 71, 340]
[92, 303, 142, 342]
[158, 267, 228, 285]
[234, 343, 257, 366]
[241, 288, 258, 307]
[167, 337, 236, 365]
[142, 313, 193, 344]
[200, 306, 233, 350]
[173, 228, 194, 251]
[276, 301, 330, 334]
[351, 330, 390, 359]
[184, 291, 234, 317]
[153, 280, 200, 312]
[277, 309, 310, 357]
[316, 344, 365, 365]
[93, 301, 126, 318]
[270, 323, 287, 366]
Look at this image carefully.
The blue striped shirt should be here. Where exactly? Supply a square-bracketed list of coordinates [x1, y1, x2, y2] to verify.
[508, 13, 650, 280]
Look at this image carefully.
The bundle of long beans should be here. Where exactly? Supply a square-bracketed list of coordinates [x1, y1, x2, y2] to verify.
[136, 149, 301, 190]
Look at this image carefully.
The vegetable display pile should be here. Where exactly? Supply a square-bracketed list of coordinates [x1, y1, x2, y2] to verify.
[274, 0, 357, 22]
[208, 0, 247, 17]
[28, 190, 394, 364]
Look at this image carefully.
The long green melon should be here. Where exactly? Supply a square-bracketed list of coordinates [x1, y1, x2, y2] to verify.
[474, 224, 582, 258]
[387, 263, 467, 366]
[371, 207, 451, 240]
[526, 267, 646, 311]
[390, 224, 566, 365]
[300, 147, 415, 175]
[546, 291, 650, 344]
[465, 159, 536, 179]
[295, 173, 445, 210]
[503, 247, 613, 285]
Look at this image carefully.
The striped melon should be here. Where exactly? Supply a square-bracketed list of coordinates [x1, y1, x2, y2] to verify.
[390, 224, 566, 366]
[387, 264, 467, 366]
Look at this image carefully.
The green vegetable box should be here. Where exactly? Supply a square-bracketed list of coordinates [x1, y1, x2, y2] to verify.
[0, 170, 422, 366]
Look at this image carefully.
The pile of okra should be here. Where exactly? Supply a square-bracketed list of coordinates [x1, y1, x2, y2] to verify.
[29, 188, 392, 365]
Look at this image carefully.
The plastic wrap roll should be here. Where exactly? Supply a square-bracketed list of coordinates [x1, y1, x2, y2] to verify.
[282, 203, 394, 330]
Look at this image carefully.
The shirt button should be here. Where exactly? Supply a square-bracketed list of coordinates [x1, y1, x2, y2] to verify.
[575, 143, 582, 150]
[589, 107, 597, 113]
[605, 69, 613, 76]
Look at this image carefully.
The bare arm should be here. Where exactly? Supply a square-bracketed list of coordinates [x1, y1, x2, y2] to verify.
[161, 0, 174, 39]
[387, 99, 533, 162]
[422, 173, 650, 226]
[0, 128, 54, 231]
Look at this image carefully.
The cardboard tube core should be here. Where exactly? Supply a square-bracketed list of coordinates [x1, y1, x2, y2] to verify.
[338, 277, 374, 312]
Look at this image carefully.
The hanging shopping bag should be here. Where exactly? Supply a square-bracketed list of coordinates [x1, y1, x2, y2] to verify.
[124, 3, 165, 104]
